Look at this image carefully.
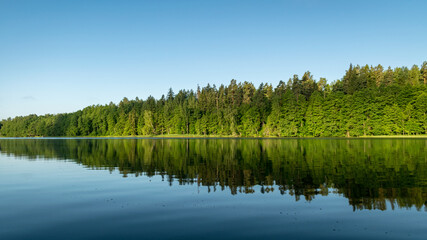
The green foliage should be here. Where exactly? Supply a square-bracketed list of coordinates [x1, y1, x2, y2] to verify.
[1, 62, 427, 137]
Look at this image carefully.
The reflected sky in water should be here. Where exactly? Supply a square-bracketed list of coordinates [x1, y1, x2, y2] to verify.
[0, 138, 426, 239]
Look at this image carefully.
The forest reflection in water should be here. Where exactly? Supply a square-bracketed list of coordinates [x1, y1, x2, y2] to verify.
[0, 138, 426, 211]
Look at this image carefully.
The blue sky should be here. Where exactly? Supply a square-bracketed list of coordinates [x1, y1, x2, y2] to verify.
[1, 0, 426, 120]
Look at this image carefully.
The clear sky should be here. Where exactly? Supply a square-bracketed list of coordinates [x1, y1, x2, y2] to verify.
[1, 0, 426, 120]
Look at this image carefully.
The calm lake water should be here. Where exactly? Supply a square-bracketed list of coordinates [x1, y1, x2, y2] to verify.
[0, 138, 426, 239]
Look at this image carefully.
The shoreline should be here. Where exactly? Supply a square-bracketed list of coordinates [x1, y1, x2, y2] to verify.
[0, 134, 426, 139]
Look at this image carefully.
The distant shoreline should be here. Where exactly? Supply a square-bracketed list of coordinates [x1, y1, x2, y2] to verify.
[1, 134, 426, 139]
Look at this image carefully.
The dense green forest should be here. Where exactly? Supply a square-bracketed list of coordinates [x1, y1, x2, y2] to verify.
[1, 62, 427, 137]
[1, 138, 426, 210]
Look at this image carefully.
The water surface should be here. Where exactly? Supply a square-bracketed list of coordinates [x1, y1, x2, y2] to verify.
[0, 138, 426, 239]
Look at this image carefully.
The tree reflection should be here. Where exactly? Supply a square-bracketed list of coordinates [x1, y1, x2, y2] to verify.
[1, 138, 426, 211]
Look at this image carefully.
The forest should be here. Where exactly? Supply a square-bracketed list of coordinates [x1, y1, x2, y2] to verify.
[1, 62, 426, 137]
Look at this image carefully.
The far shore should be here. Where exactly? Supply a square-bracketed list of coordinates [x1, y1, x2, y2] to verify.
[0, 134, 426, 139]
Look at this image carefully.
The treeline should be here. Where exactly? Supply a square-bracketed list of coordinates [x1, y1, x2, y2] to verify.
[1, 62, 427, 137]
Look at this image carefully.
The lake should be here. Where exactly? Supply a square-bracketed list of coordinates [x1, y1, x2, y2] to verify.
[0, 138, 426, 239]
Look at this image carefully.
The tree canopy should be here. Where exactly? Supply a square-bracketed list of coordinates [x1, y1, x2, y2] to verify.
[1, 62, 426, 137]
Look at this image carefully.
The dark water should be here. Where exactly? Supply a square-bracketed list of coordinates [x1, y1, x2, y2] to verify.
[0, 138, 426, 239]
